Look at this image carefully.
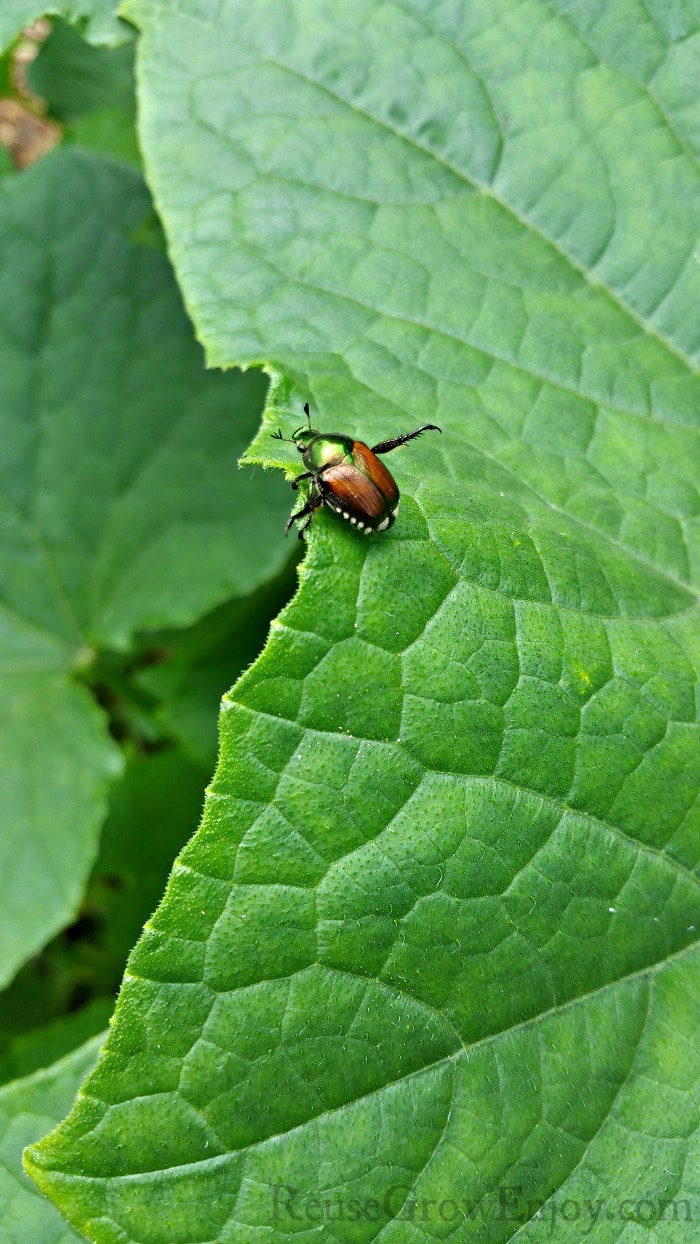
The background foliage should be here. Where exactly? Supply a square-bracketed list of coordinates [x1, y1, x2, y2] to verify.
[0, 2, 696, 1242]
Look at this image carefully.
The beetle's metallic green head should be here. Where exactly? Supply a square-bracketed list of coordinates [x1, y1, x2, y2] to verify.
[291, 426, 317, 451]
[271, 401, 318, 454]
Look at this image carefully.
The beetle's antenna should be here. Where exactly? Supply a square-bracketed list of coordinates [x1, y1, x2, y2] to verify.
[271, 428, 294, 443]
[304, 402, 312, 428]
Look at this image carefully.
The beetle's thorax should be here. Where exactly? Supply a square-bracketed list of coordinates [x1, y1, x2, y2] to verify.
[302, 433, 354, 471]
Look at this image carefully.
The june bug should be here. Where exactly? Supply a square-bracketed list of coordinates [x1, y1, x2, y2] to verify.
[272, 404, 441, 538]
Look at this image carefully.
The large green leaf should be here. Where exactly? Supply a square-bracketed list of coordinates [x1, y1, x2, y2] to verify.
[27, 2, 700, 1241]
[0, 147, 289, 989]
[1, 1033, 102, 1243]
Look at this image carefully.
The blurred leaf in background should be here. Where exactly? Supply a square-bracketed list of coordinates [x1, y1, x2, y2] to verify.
[0, 557, 299, 1081]
[0, 749, 206, 1077]
[0, 6, 300, 1240]
[0, 2, 129, 55]
[28, 17, 134, 117]
[134, 560, 301, 770]
[0, 1001, 111, 1087]
[0, 1033, 102, 1243]
[27, 18, 140, 166]
[0, 141, 294, 1009]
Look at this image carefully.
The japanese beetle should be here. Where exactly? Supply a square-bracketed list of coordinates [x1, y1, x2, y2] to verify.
[272, 405, 441, 538]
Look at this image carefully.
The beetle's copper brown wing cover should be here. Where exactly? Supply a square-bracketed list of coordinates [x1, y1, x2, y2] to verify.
[352, 442, 399, 504]
[322, 463, 386, 518]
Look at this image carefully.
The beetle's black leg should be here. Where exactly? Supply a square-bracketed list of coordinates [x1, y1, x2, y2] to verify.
[297, 510, 317, 537]
[285, 490, 322, 538]
[371, 424, 442, 454]
[291, 470, 315, 491]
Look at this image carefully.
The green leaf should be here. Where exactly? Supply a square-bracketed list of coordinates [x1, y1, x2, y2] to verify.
[0, 147, 290, 988]
[0, 2, 129, 55]
[26, 2, 700, 1241]
[1, 1033, 102, 1244]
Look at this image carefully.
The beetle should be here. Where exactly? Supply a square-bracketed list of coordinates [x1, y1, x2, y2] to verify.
[272, 404, 441, 538]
